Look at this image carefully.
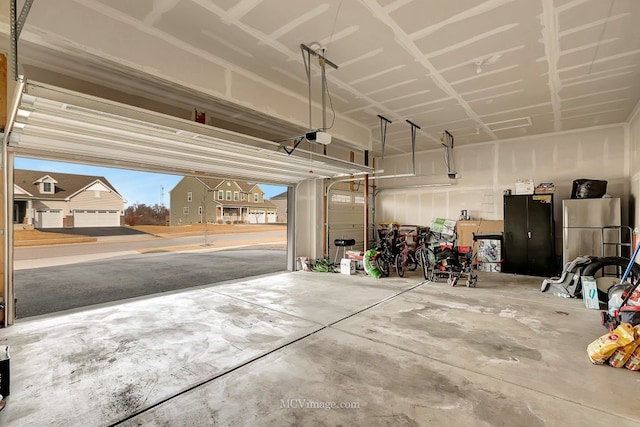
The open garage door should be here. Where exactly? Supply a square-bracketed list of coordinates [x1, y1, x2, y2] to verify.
[2, 80, 373, 326]
[7, 81, 372, 184]
[73, 210, 121, 227]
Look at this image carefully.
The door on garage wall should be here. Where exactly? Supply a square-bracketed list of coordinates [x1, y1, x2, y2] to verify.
[327, 185, 365, 261]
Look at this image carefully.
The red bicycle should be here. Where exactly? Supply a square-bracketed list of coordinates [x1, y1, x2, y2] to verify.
[395, 231, 418, 277]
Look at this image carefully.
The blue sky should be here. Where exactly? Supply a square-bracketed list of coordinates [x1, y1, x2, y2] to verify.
[14, 158, 287, 207]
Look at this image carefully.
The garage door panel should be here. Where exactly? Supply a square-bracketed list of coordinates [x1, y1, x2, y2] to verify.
[74, 210, 120, 227]
[328, 198, 364, 261]
[35, 210, 63, 228]
[9, 82, 373, 185]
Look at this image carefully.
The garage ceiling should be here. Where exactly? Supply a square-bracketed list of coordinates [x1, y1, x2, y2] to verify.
[1, 0, 640, 157]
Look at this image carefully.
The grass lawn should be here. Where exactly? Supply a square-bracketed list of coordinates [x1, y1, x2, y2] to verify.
[14, 230, 97, 246]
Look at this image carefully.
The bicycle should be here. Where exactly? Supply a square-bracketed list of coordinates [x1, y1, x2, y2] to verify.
[415, 230, 436, 281]
[395, 230, 418, 277]
[375, 228, 397, 277]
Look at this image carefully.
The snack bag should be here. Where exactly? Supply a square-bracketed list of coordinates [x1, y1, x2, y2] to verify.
[627, 288, 640, 306]
[608, 342, 638, 368]
[587, 323, 635, 364]
[624, 347, 640, 371]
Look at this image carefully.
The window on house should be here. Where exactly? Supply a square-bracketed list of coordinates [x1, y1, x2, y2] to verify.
[42, 182, 53, 193]
[198, 206, 203, 215]
[234, 191, 239, 201]
[187, 192, 192, 202]
[218, 190, 223, 200]
[183, 207, 189, 214]
[226, 191, 231, 201]
[241, 193, 246, 201]
[254, 193, 259, 202]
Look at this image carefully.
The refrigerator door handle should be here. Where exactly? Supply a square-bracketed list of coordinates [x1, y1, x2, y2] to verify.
[528, 231, 532, 239]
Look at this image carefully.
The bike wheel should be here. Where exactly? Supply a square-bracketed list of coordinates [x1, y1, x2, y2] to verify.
[396, 254, 405, 277]
[378, 255, 390, 277]
[415, 248, 423, 268]
[420, 249, 432, 281]
[407, 252, 418, 271]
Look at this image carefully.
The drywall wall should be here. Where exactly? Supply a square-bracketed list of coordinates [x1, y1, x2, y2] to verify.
[294, 179, 325, 263]
[628, 104, 640, 233]
[375, 124, 629, 228]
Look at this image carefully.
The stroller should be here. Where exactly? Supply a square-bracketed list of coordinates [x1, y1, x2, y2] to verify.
[425, 231, 478, 287]
[600, 240, 640, 329]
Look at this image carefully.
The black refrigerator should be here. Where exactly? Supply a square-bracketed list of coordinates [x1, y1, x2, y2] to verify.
[502, 194, 556, 276]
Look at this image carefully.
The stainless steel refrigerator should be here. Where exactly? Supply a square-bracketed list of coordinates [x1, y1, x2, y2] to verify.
[562, 198, 621, 265]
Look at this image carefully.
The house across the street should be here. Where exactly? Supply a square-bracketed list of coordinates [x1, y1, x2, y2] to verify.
[13, 169, 125, 229]
[169, 176, 277, 226]
[269, 190, 288, 223]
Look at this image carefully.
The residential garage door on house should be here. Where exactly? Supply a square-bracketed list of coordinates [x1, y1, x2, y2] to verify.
[327, 190, 365, 261]
[247, 211, 266, 224]
[35, 209, 63, 228]
[74, 210, 121, 227]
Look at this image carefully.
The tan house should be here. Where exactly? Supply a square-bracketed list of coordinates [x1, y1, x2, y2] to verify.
[14, 169, 125, 228]
[169, 176, 277, 226]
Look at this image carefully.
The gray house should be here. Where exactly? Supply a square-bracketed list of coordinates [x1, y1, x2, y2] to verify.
[268, 191, 288, 223]
[169, 176, 277, 226]
[14, 169, 125, 228]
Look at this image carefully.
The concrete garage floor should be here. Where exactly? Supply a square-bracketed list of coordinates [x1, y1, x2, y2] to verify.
[0, 270, 638, 426]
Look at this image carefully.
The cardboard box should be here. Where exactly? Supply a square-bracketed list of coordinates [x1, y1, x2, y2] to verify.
[476, 239, 501, 263]
[340, 259, 356, 275]
[478, 262, 501, 272]
[515, 179, 534, 195]
[431, 218, 456, 236]
[535, 182, 555, 194]
[581, 276, 600, 309]
[455, 220, 503, 247]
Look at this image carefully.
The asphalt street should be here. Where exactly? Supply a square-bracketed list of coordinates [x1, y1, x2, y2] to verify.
[15, 248, 287, 318]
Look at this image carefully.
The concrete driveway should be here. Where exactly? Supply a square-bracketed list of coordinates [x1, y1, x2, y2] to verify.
[38, 226, 150, 237]
[15, 248, 287, 318]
